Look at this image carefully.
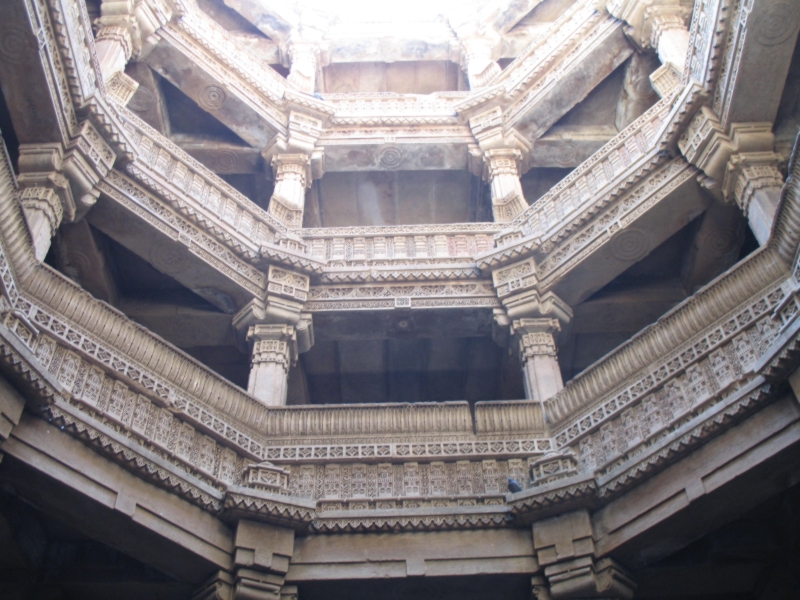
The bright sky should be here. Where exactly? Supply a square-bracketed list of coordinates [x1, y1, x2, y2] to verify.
[292, 0, 487, 22]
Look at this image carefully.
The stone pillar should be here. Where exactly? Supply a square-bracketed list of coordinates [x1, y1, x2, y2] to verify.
[606, 0, 689, 97]
[724, 154, 785, 246]
[486, 149, 528, 223]
[533, 509, 636, 600]
[287, 43, 319, 94]
[246, 324, 297, 407]
[16, 144, 75, 262]
[462, 37, 502, 90]
[268, 154, 311, 228]
[651, 14, 689, 75]
[513, 318, 564, 403]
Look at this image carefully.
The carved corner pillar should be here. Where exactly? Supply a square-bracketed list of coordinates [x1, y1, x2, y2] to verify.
[533, 510, 636, 600]
[94, 25, 137, 101]
[513, 318, 564, 403]
[486, 149, 528, 223]
[461, 36, 502, 90]
[267, 154, 312, 228]
[723, 153, 784, 246]
[286, 42, 321, 94]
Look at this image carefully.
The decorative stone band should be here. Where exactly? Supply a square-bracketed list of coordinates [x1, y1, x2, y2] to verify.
[305, 230, 495, 267]
[306, 281, 499, 311]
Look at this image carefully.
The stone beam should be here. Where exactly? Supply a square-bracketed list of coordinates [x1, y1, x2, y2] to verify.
[119, 299, 236, 347]
[221, 0, 298, 43]
[92, 169, 267, 313]
[0, 0, 74, 145]
[680, 200, 746, 294]
[711, 0, 800, 130]
[319, 126, 615, 172]
[530, 126, 618, 168]
[592, 392, 800, 568]
[125, 63, 172, 136]
[52, 219, 119, 306]
[145, 8, 296, 150]
[503, 11, 633, 141]
[174, 136, 264, 174]
[548, 159, 710, 306]
[286, 529, 537, 581]
[146, 35, 283, 149]
[0, 412, 234, 583]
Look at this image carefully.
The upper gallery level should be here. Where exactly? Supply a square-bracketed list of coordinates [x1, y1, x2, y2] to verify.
[0, 0, 797, 410]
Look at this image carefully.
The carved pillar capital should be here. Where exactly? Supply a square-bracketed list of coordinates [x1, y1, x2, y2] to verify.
[247, 324, 297, 370]
[513, 318, 561, 360]
[16, 143, 76, 262]
[723, 152, 784, 213]
[461, 35, 502, 90]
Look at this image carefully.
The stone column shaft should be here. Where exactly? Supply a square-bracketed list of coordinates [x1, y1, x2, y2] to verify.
[486, 149, 528, 223]
[268, 155, 310, 228]
[247, 324, 297, 407]
[515, 318, 564, 403]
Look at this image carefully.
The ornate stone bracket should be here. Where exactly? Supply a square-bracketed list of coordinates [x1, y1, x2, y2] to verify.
[16, 121, 116, 260]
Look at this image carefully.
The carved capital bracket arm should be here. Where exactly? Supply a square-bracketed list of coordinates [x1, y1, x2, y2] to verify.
[679, 109, 785, 245]
[191, 521, 298, 600]
[17, 120, 115, 261]
[606, 0, 690, 97]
